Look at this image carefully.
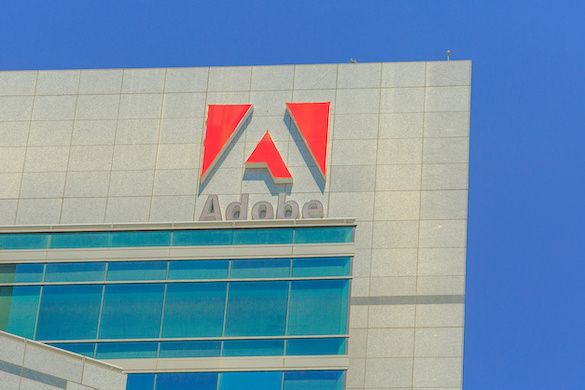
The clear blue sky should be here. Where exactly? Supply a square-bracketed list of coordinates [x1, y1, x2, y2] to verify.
[1, 1, 584, 388]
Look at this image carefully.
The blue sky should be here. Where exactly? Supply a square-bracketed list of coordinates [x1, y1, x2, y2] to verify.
[1, 1, 584, 388]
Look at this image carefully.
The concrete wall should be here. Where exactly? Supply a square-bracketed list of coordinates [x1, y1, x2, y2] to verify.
[0, 61, 471, 389]
[0, 330, 126, 390]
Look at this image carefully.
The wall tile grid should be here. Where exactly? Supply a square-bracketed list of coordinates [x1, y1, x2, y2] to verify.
[0, 61, 470, 389]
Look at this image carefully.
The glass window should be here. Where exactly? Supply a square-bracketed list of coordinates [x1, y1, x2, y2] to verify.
[222, 339, 284, 357]
[292, 257, 350, 277]
[126, 374, 155, 390]
[44, 262, 106, 283]
[99, 284, 164, 339]
[0, 263, 44, 283]
[156, 373, 218, 390]
[106, 261, 167, 281]
[96, 342, 158, 359]
[0, 286, 40, 338]
[162, 283, 226, 338]
[230, 259, 290, 279]
[232, 228, 293, 245]
[168, 260, 228, 280]
[172, 229, 233, 246]
[0, 233, 49, 250]
[111, 231, 171, 247]
[283, 371, 345, 390]
[159, 341, 221, 358]
[49, 343, 95, 358]
[294, 227, 353, 244]
[287, 280, 348, 335]
[49, 232, 111, 249]
[225, 281, 288, 337]
[286, 338, 347, 356]
[220, 371, 282, 390]
[36, 285, 102, 341]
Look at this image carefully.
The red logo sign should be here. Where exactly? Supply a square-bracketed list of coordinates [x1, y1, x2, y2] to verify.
[200, 102, 330, 184]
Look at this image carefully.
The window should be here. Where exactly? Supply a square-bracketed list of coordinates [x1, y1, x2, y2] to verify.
[96, 342, 158, 359]
[220, 372, 282, 390]
[294, 227, 353, 244]
[156, 373, 218, 390]
[44, 262, 105, 283]
[292, 257, 350, 277]
[286, 338, 346, 355]
[168, 260, 228, 280]
[159, 341, 221, 358]
[106, 261, 167, 281]
[230, 259, 290, 279]
[126, 373, 155, 390]
[0, 263, 43, 283]
[222, 339, 284, 357]
[0, 286, 40, 338]
[232, 228, 293, 245]
[283, 370, 345, 390]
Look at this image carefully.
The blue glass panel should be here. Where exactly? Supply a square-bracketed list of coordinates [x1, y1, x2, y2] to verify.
[0, 233, 49, 250]
[50, 343, 95, 358]
[168, 260, 228, 280]
[232, 228, 293, 245]
[294, 227, 353, 244]
[220, 371, 282, 390]
[156, 373, 218, 390]
[111, 231, 171, 247]
[0, 263, 44, 283]
[159, 341, 221, 358]
[284, 370, 345, 390]
[49, 232, 111, 249]
[36, 285, 102, 340]
[172, 230, 233, 246]
[100, 284, 164, 339]
[230, 259, 290, 279]
[106, 261, 167, 281]
[225, 281, 288, 336]
[288, 280, 348, 335]
[292, 257, 351, 277]
[126, 374, 155, 390]
[162, 283, 226, 337]
[0, 286, 40, 338]
[44, 262, 106, 282]
[286, 338, 347, 356]
[96, 342, 158, 359]
[222, 339, 285, 357]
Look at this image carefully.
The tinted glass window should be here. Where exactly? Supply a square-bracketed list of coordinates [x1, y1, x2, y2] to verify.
[106, 261, 167, 281]
[220, 371, 282, 390]
[292, 257, 350, 277]
[286, 338, 347, 355]
[36, 285, 102, 340]
[96, 342, 158, 359]
[0, 263, 43, 283]
[0, 233, 49, 250]
[100, 284, 164, 339]
[0, 286, 40, 338]
[168, 260, 228, 280]
[172, 230, 233, 246]
[50, 232, 111, 249]
[225, 281, 288, 336]
[288, 280, 348, 335]
[284, 370, 345, 390]
[111, 231, 171, 247]
[222, 339, 285, 357]
[156, 373, 218, 390]
[230, 259, 290, 279]
[50, 343, 95, 358]
[44, 262, 105, 283]
[294, 227, 353, 244]
[232, 228, 293, 245]
[162, 283, 226, 337]
[126, 374, 155, 390]
[159, 341, 221, 358]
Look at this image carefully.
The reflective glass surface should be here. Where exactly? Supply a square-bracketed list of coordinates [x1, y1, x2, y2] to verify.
[100, 284, 165, 339]
[230, 259, 290, 279]
[172, 229, 233, 246]
[159, 341, 221, 358]
[232, 228, 293, 245]
[36, 285, 102, 340]
[126, 373, 155, 390]
[111, 231, 171, 247]
[49, 342, 95, 357]
[286, 338, 346, 355]
[44, 262, 105, 282]
[96, 342, 158, 359]
[0, 233, 49, 250]
[222, 339, 285, 356]
[220, 371, 282, 390]
[168, 260, 228, 280]
[225, 281, 288, 336]
[292, 257, 350, 277]
[0, 263, 43, 283]
[283, 370, 344, 390]
[0, 286, 40, 338]
[294, 227, 353, 244]
[107, 261, 167, 281]
[50, 232, 111, 249]
[156, 372, 218, 390]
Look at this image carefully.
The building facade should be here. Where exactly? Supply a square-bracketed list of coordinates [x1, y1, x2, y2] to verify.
[0, 61, 471, 389]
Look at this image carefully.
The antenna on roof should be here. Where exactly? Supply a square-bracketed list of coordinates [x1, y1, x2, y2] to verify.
[349, 58, 358, 64]
[446, 49, 452, 61]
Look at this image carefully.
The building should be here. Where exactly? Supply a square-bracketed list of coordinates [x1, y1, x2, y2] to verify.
[0, 61, 471, 390]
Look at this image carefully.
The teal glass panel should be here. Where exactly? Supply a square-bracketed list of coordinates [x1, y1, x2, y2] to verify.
[232, 228, 293, 245]
[225, 281, 288, 336]
[168, 260, 228, 280]
[126, 374, 155, 390]
[292, 257, 351, 277]
[100, 284, 164, 339]
[44, 262, 106, 283]
[172, 230, 233, 246]
[111, 231, 171, 247]
[156, 373, 218, 390]
[50, 343, 95, 358]
[96, 342, 158, 359]
[222, 339, 284, 357]
[220, 371, 282, 390]
[0, 263, 44, 283]
[284, 371, 345, 390]
[159, 341, 221, 358]
[294, 227, 353, 244]
[0, 234, 49, 250]
[36, 285, 102, 340]
[162, 283, 226, 337]
[106, 261, 167, 281]
[49, 232, 111, 249]
[286, 338, 347, 355]
[0, 286, 40, 338]
[230, 259, 290, 279]
[287, 280, 348, 335]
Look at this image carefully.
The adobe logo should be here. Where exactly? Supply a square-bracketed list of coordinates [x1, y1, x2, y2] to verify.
[200, 102, 330, 185]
